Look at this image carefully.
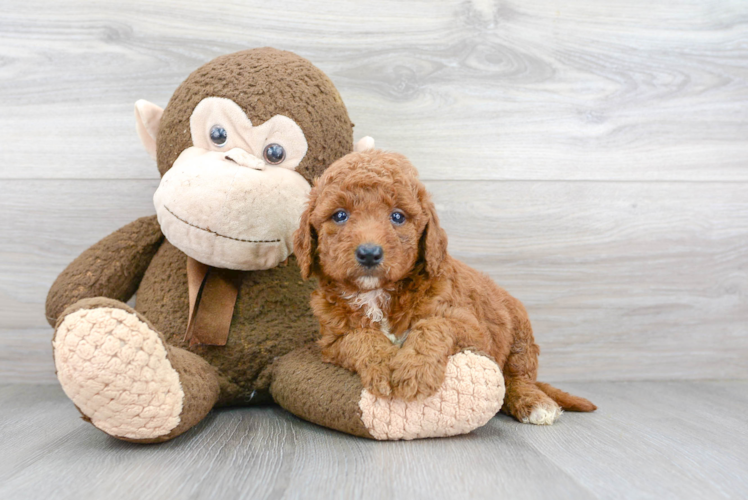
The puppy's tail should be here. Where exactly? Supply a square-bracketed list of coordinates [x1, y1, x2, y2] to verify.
[535, 382, 597, 412]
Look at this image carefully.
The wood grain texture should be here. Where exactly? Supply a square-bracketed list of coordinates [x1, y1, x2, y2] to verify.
[432, 180, 748, 381]
[1, 0, 746, 383]
[0, 179, 158, 383]
[0, 382, 746, 499]
[1, 0, 747, 180]
[1, 179, 745, 383]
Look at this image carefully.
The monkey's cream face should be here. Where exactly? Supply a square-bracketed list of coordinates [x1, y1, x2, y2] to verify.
[153, 97, 311, 270]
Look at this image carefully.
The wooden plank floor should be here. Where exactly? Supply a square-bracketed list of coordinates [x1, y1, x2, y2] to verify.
[1, 382, 746, 499]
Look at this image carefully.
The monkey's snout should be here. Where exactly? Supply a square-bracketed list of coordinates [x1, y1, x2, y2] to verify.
[224, 148, 265, 170]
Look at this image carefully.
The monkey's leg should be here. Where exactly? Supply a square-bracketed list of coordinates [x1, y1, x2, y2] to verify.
[270, 344, 505, 440]
[46, 215, 164, 326]
[53, 298, 219, 443]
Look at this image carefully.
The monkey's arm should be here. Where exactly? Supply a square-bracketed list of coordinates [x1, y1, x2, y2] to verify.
[45, 215, 164, 326]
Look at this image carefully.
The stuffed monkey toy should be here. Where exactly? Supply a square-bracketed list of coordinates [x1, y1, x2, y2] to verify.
[46, 48, 505, 442]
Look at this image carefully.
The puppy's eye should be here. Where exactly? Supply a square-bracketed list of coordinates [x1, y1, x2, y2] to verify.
[390, 211, 406, 225]
[210, 125, 228, 147]
[263, 143, 286, 164]
[331, 210, 349, 224]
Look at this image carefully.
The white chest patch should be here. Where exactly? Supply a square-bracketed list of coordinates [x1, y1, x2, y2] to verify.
[343, 288, 408, 346]
[344, 288, 390, 323]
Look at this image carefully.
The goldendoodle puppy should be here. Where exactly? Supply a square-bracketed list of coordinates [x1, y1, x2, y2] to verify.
[294, 150, 596, 424]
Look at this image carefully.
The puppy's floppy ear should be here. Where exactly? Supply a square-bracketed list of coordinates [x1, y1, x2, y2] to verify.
[420, 194, 448, 277]
[293, 192, 318, 280]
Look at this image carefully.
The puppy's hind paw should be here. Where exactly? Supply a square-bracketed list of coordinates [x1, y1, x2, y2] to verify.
[521, 402, 562, 425]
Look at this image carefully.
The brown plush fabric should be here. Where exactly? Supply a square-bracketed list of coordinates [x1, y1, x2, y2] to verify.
[45, 215, 164, 326]
[48, 49, 357, 407]
[135, 242, 320, 404]
[48, 48, 367, 442]
[270, 344, 373, 439]
[134, 344, 221, 444]
[156, 48, 354, 184]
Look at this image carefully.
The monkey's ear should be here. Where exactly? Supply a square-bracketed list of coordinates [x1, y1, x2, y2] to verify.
[354, 136, 375, 153]
[134, 100, 164, 161]
[293, 196, 318, 280]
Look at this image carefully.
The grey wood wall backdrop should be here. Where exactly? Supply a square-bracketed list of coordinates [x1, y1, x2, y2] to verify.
[1, 0, 746, 383]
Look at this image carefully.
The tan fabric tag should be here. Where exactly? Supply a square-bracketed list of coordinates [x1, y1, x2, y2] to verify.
[185, 257, 242, 347]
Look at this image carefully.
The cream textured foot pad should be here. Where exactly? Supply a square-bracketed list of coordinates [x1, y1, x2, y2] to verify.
[359, 351, 505, 440]
[53, 307, 184, 440]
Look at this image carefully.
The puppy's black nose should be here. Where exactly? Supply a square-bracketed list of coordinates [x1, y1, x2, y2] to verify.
[356, 244, 384, 268]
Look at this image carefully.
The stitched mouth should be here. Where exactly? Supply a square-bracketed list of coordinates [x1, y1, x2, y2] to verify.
[164, 206, 281, 244]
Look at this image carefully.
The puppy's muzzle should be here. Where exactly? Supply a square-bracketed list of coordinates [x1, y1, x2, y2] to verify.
[356, 244, 384, 268]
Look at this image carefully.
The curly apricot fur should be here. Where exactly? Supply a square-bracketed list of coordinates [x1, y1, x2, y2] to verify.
[294, 150, 596, 420]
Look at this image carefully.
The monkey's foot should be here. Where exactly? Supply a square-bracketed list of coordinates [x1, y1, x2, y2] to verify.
[53, 302, 184, 441]
[271, 346, 504, 441]
[359, 351, 504, 440]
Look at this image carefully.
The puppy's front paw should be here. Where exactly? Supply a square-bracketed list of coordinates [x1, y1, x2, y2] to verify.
[390, 354, 445, 401]
[360, 365, 392, 398]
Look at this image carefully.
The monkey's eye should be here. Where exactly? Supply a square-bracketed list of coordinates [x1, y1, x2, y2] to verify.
[390, 211, 406, 225]
[263, 143, 286, 164]
[331, 210, 349, 224]
[210, 125, 228, 147]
